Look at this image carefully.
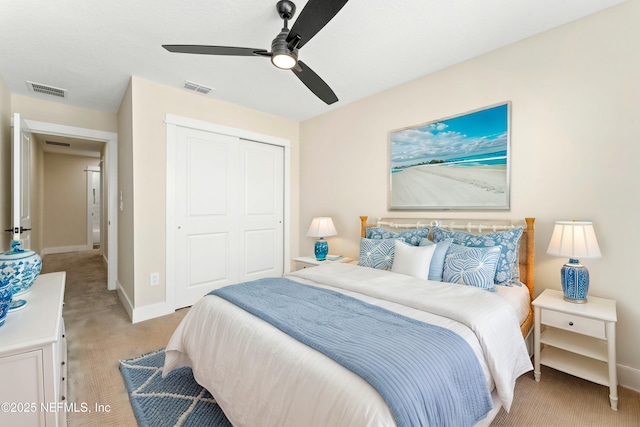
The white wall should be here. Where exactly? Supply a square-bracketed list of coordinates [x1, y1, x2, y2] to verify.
[299, 1, 640, 389]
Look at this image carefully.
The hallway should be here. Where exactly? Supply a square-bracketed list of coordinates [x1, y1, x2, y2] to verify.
[41, 250, 188, 426]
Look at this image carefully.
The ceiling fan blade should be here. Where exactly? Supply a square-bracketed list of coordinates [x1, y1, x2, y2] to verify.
[162, 45, 270, 57]
[286, 0, 349, 49]
[291, 60, 338, 105]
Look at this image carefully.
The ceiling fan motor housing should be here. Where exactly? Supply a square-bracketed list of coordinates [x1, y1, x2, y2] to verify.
[271, 30, 298, 69]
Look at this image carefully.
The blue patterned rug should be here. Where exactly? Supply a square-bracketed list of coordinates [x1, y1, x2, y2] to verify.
[119, 349, 231, 427]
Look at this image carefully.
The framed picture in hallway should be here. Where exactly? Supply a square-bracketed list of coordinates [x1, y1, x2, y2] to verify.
[389, 102, 511, 210]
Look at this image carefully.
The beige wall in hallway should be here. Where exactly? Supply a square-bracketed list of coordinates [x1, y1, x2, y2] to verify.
[117, 81, 134, 306]
[43, 152, 100, 249]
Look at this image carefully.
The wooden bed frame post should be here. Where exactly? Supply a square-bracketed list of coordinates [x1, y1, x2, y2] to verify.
[360, 216, 369, 238]
[524, 217, 535, 301]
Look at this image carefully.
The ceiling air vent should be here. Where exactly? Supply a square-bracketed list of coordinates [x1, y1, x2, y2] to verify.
[183, 80, 213, 95]
[45, 140, 71, 147]
[26, 81, 67, 98]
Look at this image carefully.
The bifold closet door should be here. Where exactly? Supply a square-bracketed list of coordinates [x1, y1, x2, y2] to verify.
[174, 127, 284, 309]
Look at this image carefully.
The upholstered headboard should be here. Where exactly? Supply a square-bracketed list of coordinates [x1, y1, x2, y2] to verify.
[359, 216, 535, 336]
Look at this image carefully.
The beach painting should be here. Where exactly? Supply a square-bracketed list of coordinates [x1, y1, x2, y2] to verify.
[389, 102, 510, 210]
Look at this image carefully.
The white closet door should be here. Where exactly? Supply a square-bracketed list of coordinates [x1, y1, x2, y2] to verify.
[175, 127, 240, 309]
[239, 140, 284, 282]
[173, 128, 285, 309]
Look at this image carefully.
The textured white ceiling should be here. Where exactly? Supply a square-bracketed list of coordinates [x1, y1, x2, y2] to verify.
[0, 0, 625, 123]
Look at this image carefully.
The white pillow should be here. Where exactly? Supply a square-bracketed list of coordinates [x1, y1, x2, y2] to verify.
[391, 240, 436, 280]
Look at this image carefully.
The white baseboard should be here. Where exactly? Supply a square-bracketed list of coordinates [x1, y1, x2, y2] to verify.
[131, 301, 175, 324]
[42, 244, 92, 255]
[115, 280, 174, 323]
[618, 364, 640, 392]
[116, 280, 134, 321]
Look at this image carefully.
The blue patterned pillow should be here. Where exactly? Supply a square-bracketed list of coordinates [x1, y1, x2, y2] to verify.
[432, 226, 523, 286]
[443, 245, 501, 292]
[365, 227, 430, 246]
[419, 238, 453, 281]
[357, 238, 397, 270]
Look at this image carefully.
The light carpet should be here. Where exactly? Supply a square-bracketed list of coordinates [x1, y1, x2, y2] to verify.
[120, 349, 231, 427]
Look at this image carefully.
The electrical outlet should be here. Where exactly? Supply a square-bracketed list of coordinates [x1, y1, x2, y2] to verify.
[150, 272, 160, 286]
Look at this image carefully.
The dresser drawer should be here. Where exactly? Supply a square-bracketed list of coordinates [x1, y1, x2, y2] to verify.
[541, 309, 606, 339]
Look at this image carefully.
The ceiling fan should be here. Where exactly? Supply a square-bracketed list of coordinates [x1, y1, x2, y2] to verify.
[163, 0, 349, 105]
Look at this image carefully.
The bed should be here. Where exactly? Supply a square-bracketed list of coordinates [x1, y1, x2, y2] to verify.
[163, 216, 536, 427]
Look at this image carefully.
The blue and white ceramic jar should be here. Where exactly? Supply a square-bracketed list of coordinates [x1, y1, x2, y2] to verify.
[0, 278, 12, 327]
[0, 240, 42, 297]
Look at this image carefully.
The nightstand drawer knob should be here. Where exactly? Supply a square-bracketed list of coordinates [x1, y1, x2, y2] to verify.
[569, 321, 574, 326]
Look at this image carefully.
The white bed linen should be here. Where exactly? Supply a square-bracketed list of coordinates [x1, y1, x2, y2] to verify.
[164, 264, 532, 427]
[495, 283, 531, 324]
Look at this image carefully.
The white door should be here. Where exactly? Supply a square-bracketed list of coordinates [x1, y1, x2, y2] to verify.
[86, 166, 101, 251]
[9, 113, 32, 248]
[175, 127, 240, 308]
[239, 140, 284, 282]
[174, 127, 284, 308]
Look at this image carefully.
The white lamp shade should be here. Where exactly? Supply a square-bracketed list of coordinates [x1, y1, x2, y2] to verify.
[546, 220, 602, 259]
[306, 217, 337, 238]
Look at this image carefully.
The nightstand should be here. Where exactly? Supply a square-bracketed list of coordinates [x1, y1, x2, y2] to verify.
[293, 255, 354, 270]
[533, 288, 617, 410]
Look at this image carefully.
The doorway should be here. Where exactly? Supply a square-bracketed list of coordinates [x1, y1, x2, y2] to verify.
[86, 165, 103, 253]
[18, 117, 118, 291]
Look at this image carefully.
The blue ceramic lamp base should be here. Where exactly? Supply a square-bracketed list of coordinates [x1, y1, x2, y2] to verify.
[9, 299, 27, 311]
[561, 258, 589, 304]
[314, 239, 329, 261]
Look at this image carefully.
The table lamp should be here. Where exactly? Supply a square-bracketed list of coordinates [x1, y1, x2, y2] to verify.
[306, 217, 337, 261]
[546, 220, 601, 303]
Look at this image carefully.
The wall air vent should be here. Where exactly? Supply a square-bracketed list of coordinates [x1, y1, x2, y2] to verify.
[26, 81, 68, 98]
[183, 80, 213, 95]
[45, 140, 71, 147]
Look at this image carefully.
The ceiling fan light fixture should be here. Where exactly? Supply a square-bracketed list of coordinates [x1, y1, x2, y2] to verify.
[271, 51, 297, 69]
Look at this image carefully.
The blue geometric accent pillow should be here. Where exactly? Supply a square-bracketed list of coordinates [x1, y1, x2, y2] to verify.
[365, 227, 430, 246]
[443, 245, 501, 292]
[432, 226, 524, 286]
[419, 238, 453, 281]
[357, 238, 397, 270]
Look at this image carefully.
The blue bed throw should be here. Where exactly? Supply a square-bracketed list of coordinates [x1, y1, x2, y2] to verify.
[209, 278, 492, 427]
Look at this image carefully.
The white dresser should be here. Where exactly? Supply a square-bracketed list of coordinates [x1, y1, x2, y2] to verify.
[0, 272, 67, 426]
